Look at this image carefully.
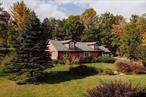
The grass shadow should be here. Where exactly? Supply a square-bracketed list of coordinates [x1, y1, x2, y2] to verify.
[37, 69, 98, 84]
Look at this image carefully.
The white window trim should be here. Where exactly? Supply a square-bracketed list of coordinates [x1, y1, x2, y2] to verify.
[84, 52, 91, 57]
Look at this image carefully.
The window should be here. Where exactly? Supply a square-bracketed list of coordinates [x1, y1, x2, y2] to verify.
[84, 52, 91, 57]
[63, 52, 69, 58]
[69, 42, 75, 49]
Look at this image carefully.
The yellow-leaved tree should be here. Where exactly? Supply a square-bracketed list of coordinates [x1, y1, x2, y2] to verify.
[11, 1, 30, 29]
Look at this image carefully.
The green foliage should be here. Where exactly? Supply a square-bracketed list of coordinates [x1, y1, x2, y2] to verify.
[99, 13, 119, 51]
[94, 56, 115, 63]
[59, 16, 84, 41]
[133, 46, 146, 60]
[69, 65, 100, 76]
[7, 11, 50, 82]
[41, 18, 52, 39]
[0, 54, 15, 72]
[0, 6, 9, 57]
[51, 59, 65, 65]
[118, 22, 141, 58]
[102, 68, 114, 75]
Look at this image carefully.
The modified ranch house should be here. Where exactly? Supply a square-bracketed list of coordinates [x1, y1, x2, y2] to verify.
[47, 39, 110, 60]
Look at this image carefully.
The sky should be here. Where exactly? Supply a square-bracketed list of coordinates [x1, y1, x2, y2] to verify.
[2, 0, 146, 21]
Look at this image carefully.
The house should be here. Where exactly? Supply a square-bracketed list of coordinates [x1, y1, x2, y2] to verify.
[47, 39, 110, 60]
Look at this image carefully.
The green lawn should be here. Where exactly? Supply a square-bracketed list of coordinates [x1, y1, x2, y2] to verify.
[0, 63, 146, 97]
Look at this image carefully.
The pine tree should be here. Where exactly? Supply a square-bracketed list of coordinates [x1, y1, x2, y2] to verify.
[11, 11, 50, 81]
[41, 18, 52, 40]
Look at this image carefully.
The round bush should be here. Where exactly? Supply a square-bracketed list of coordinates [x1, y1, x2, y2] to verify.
[69, 65, 100, 76]
[96, 56, 115, 63]
[142, 60, 146, 68]
[86, 80, 146, 97]
[115, 58, 131, 73]
[131, 63, 146, 74]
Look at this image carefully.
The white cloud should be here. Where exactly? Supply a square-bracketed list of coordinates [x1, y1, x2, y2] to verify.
[2, 0, 67, 21]
[87, 0, 146, 19]
[2, 0, 146, 21]
[53, 0, 146, 19]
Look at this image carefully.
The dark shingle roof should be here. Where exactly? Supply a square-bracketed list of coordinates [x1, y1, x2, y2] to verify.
[50, 40, 69, 51]
[49, 40, 110, 52]
[98, 46, 111, 53]
[75, 42, 95, 51]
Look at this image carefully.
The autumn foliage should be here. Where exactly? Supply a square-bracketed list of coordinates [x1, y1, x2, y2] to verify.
[11, 1, 30, 28]
[80, 8, 96, 22]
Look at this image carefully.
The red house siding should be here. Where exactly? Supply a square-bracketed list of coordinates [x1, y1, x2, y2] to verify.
[58, 51, 102, 60]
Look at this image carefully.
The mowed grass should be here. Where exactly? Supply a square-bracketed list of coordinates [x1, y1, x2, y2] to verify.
[0, 63, 146, 97]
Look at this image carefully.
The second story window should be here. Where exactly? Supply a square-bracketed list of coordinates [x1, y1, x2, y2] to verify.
[69, 42, 75, 49]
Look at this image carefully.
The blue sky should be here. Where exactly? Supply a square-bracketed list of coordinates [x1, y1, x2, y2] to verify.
[2, 0, 146, 21]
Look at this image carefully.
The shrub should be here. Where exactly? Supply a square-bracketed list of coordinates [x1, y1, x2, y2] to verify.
[115, 58, 131, 73]
[142, 60, 146, 68]
[51, 60, 64, 64]
[80, 56, 92, 63]
[103, 68, 114, 75]
[91, 58, 97, 63]
[131, 63, 146, 74]
[86, 80, 146, 97]
[69, 65, 100, 76]
[95, 56, 115, 63]
[0, 54, 18, 73]
[64, 59, 71, 65]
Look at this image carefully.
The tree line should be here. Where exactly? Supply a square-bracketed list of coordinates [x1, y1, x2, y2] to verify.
[0, 1, 146, 83]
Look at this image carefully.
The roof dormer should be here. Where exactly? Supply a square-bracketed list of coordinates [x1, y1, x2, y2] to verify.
[61, 39, 76, 49]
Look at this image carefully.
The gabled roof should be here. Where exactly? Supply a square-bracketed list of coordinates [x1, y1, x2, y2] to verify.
[60, 39, 73, 43]
[49, 40, 68, 51]
[75, 42, 95, 51]
[98, 46, 111, 53]
[49, 40, 110, 52]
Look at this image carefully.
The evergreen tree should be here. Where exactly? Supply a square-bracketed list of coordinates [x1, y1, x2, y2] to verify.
[41, 18, 52, 40]
[0, 3, 10, 56]
[10, 11, 50, 81]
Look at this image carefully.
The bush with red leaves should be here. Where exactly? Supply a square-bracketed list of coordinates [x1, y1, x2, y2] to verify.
[131, 63, 146, 74]
[115, 59, 131, 73]
[86, 80, 146, 97]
